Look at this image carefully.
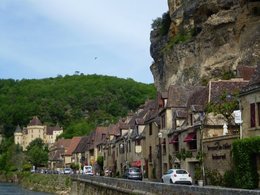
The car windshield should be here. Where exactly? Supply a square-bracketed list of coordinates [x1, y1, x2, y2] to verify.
[176, 169, 188, 174]
[129, 168, 140, 172]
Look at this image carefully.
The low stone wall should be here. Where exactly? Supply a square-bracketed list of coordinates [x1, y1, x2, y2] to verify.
[71, 175, 260, 195]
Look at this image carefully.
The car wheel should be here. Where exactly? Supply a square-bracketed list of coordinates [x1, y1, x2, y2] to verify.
[161, 179, 164, 183]
[170, 179, 173, 184]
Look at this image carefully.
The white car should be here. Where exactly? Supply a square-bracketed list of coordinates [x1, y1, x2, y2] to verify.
[161, 169, 192, 185]
[64, 168, 73, 174]
[83, 165, 94, 175]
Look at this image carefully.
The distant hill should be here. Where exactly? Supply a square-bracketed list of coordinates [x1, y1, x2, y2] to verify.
[0, 74, 156, 138]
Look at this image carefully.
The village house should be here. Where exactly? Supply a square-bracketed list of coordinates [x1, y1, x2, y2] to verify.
[201, 79, 249, 183]
[63, 136, 81, 168]
[14, 116, 63, 150]
[48, 138, 71, 170]
[239, 64, 260, 187]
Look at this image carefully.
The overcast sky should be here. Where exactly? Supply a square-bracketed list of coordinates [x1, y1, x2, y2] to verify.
[0, 1, 168, 83]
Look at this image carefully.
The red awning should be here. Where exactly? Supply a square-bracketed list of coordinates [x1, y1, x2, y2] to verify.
[169, 135, 178, 144]
[184, 132, 196, 142]
[131, 160, 141, 167]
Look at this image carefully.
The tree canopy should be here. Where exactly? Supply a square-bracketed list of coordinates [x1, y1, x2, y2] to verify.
[0, 74, 156, 138]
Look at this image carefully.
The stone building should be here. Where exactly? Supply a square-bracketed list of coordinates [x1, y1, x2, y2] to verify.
[14, 116, 63, 150]
[240, 65, 260, 138]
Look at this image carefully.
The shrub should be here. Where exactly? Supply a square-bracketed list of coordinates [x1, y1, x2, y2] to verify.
[232, 137, 260, 189]
[205, 169, 223, 186]
[151, 12, 171, 36]
[223, 169, 236, 187]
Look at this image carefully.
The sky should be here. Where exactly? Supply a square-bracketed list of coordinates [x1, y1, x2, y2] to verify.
[0, 0, 168, 84]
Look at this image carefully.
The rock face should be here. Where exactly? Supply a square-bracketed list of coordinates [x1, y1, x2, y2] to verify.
[150, 0, 260, 92]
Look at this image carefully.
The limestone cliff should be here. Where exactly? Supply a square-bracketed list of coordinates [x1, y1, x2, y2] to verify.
[150, 0, 260, 92]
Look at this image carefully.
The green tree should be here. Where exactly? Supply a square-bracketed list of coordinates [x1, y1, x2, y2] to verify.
[26, 138, 48, 168]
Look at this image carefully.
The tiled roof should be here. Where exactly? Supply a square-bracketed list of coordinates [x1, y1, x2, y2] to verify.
[28, 116, 42, 126]
[73, 136, 90, 153]
[55, 138, 71, 149]
[240, 64, 260, 94]
[167, 85, 193, 107]
[108, 124, 120, 136]
[94, 126, 108, 146]
[187, 86, 208, 109]
[209, 79, 249, 103]
[46, 126, 62, 135]
[65, 137, 82, 156]
[237, 65, 257, 80]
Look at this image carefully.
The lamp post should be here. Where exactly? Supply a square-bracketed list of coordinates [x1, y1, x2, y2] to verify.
[120, 141, 127, 171]
[158, 132, 163, 178]
[199, 112, 206, 186]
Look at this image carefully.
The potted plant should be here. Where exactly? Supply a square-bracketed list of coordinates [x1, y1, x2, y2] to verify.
[194, 166, 203, 186]
[195, 150, 206, 186]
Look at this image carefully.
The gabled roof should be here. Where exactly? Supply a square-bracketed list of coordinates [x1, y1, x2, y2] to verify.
[46, 126, 62, 135]
[240, 64, 260, 95]
[28, 116, 42, 126]
[107, 124, 120, 137]
[187, 86, 208, 109]
[209, 79, 249, 103]
[167, 85, 193, 108]
[55, 138, 71, 149]
[65, 137, 82, 156]
[73, 136, 90, 154]
[237, 65, 257, 80]
[94, 126, 108, 146]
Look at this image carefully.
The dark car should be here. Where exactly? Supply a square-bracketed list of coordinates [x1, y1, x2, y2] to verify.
[123, 167, 142, 181]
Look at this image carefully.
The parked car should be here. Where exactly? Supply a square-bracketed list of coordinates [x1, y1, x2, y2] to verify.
[64, 168, 73, 174]
[161, 169, 192, 185]
[123, 167, 142, 181]
[83, 165, 94, 176]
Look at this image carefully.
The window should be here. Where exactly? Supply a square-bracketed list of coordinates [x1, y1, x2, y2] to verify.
[162, 138, 166, 155]
[190, 114, 193, 126]
[184, 132, 197, 150]
[149, 123, 152, 135]
[128, 140, 131, 153]
[149, 146, 152, 162]
[250, 103, 256, 127]
[174, 142, 179, 152]
[257, 102, 260, 126]
[161, 114, 166, 129]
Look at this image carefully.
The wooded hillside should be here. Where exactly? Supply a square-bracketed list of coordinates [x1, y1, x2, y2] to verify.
[0, 74, 156, 138]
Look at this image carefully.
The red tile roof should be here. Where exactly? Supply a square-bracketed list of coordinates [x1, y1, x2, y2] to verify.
[237, 65, 257, 80]
[65, 137, 82, 156]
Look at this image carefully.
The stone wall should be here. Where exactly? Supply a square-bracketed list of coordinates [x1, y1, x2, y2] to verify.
[70, 175, 260, 195]
[203, 135, 238, 176]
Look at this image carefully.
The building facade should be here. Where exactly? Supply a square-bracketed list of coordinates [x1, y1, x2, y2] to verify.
[14, 116, 63, 150]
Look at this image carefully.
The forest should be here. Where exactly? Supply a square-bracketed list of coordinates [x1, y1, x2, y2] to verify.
[0, 74, 156, 138]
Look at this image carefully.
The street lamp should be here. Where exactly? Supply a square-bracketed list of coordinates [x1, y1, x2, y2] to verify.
[120, 141, 128, 170]
[199, 112, 206, 186]
[158, 132, 163, 178]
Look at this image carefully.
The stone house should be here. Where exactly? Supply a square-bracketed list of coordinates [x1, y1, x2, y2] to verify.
[72, 136, 90, 169]
[142, 99, 161, 180]
[63, 136, 81, 167]
[48, 138, 71, 170]
[239, 64, 260, 138]
[239, 65, 260, 187]
[14, 116, 63, 150]
[202, 79, 249, 178]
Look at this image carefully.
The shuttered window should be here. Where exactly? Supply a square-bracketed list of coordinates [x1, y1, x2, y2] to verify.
[250, 103, 256, 127]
